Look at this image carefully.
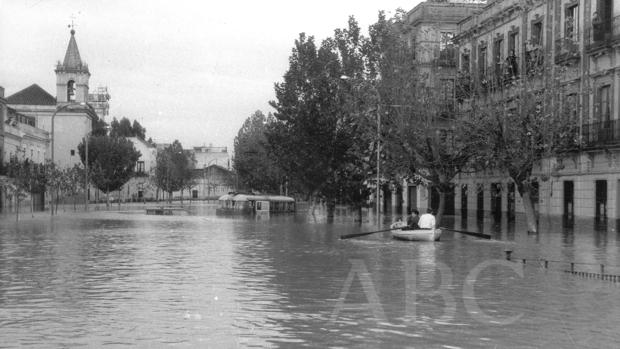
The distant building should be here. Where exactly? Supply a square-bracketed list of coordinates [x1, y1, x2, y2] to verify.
[122, 137, 157, 201]
[3, 107, 48, 164]
[191, 144, 230, 169]
[7, 28, 96, 168]
[0, 86, 6, 162]
[87, 86, 111, 121]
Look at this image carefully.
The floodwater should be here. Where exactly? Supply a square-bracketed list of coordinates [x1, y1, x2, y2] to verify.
[1, 204, 620, 348]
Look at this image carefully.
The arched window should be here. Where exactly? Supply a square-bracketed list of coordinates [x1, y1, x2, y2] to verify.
[67, 80, 76, 101]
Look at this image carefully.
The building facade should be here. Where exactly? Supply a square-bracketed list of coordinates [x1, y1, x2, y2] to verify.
[448, 0, 620, 220]
[7, 29, 96, 169]
[393, 0, 485, 216]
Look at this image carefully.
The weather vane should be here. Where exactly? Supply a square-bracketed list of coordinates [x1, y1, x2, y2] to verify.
[68, 13, 77, 33]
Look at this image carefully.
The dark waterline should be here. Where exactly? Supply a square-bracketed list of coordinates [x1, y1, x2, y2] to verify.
[1, 203, 619, 348]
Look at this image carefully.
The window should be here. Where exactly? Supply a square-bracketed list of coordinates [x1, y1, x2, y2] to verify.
[566, 93, 578, 120]
[70, 149, 75, 156]
[593, 0, 613, 41]
[461, 53, 470, 72]
[493, 37, 503, 64]
[479, 46, 487, 78]
[136, 160, 145, 173]
[565, 4, 579, 39]
[439, 32, 455, 65]
[508, 31, 519, 57]
[598, 85, 611, 123]
[67, 80, 76, 101]
[531, 21, 543, 46]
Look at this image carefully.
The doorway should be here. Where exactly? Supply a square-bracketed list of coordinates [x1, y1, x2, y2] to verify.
[491, 183, 502, 220]
[476, 183, 484, 218]
[595, 180, 607, 219]
[507, 182, 515, 221]
[461, 184, 468, 215]
[563, 181, 574, 219]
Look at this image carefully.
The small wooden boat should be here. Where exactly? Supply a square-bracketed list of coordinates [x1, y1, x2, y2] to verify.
[392, 228, 442, 242]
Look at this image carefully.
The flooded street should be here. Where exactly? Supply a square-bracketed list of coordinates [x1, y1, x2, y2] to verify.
[1, 204, 620, 348]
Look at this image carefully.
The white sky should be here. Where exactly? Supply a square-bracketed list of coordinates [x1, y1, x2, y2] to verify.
[1, 0, 422, 151]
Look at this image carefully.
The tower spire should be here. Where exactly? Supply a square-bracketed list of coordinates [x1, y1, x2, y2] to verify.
[61, 27, 84, 70]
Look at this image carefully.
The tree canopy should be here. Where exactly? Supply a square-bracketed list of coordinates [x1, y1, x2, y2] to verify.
[78, 135, 141, 195]
[233, 110, 283, 193]
[154, 140, 196, 199]
[110, 117, 146, 139]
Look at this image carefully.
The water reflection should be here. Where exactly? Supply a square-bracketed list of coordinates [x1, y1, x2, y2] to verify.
[1, 206, 620, 347]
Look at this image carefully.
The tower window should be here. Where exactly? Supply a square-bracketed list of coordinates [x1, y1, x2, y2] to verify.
[68, 80, 76, 101]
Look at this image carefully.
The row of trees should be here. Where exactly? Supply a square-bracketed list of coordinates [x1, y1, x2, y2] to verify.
[234, 12, 578, 231]
[1, 115, 198, 219]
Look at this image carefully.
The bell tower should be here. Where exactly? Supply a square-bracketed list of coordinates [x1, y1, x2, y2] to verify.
[55, 28, 90, 103]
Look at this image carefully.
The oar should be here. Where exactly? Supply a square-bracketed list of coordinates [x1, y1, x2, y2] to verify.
[440, 227, 491, 240]
[340, 227, 400, 240]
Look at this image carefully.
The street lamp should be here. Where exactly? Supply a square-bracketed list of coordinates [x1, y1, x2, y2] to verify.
[341, 75, 382, 227]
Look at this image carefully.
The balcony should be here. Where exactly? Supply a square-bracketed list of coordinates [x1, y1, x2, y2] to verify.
[435, 47, 457, 67]
[582, 120, 620, 147]
[555, 37, 580, 64]
[585, 15, 620, 53]
[525, 47, 544, 76]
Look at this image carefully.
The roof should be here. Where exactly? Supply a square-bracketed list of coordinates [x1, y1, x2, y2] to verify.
[63, 30, 83, 69]
[6, 84, 56, 105]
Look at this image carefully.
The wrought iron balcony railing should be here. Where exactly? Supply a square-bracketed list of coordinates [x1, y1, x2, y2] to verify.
[582, 120, 620, 147]
[585, 15, 620, 51]
[555, 37, 580, 63]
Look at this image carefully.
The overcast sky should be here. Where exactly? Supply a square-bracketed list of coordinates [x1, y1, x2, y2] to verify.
[1, 0, 421, 151]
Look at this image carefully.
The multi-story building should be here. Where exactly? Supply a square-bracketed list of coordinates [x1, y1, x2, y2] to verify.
[88, 86, 111, 122]
[192, 145, 230, 169]
[0, 86, 6, 162]
[391, 0, 485, 216]
[447, 0, 620, 220]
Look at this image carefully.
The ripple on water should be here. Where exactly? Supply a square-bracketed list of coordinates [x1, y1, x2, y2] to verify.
[0, 210, 620, 347]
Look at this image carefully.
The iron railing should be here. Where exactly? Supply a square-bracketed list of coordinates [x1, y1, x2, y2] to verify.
[555, 37, 580, 63]
[585, 15, 620, 50]
[582, 120, 620, 146]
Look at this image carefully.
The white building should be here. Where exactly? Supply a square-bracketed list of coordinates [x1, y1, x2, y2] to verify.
[6, 29, 96, 169]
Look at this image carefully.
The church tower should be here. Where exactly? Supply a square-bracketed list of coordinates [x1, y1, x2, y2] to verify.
[55, 28, 90, 103]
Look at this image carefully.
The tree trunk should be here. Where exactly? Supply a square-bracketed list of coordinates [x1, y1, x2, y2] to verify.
[436, 190, 446, 227]
[355, 204, 363, 223]
[55, 189, 60, 215]
[106, 192, 110, 208]
[520, 186, 538, 233]
[16, 197, 20, 223]
[326, 199, 336, 223]
[118, 189, 121, 210]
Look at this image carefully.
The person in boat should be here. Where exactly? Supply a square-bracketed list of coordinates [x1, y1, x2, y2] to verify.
[417, 208, 436, 230]
[406, 209, 420, 230]
[390, 218, 406, 229]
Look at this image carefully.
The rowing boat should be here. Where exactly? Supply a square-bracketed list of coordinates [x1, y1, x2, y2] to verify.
[392, 228, 442, 242]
